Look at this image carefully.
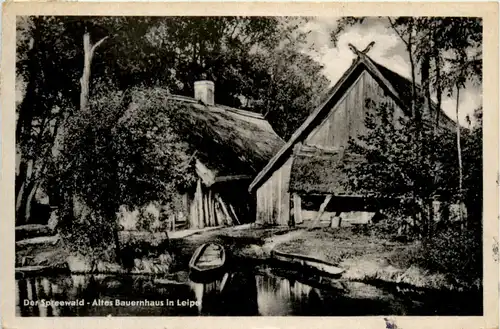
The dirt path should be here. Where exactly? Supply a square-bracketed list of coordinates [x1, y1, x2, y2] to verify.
[260, 229, 306, 255]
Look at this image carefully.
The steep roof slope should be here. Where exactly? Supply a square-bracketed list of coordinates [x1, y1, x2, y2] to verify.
[249, 52, 455, 193]
[169, 95, 285, 176]
[129, 89, 285, 179]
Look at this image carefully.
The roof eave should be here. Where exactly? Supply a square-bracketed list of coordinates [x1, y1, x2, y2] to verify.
[249, 56, 382, 193]
[248, 57, 365, 193]
[249, 52, 455, 194]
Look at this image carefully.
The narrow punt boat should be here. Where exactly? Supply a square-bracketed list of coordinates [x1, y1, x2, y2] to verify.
[189, 243, 226, 281]
[271, 249, 345, 277]
[15, 265, 68, 279]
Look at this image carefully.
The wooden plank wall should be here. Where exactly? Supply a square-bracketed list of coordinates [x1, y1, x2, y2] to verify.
[187, 179, 241, 229]
[363, 70, 403, 127]
[256, 157, 293, 225]
[305, 71, 403, 149]
[255, 70, 407, 227]
[306, 72, 365, 148]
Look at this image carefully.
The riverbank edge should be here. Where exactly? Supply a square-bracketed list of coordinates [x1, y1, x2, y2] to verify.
[271, 235, 481, 293]
[16, 226, 481, 293]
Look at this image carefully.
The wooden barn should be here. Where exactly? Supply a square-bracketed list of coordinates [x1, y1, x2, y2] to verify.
[131, 80, 284, 230]
[248, 45, 454, 227]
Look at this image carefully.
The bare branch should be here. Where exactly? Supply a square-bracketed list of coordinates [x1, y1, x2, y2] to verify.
[387, 17, 409, 47]
[90, 36, 109, 57]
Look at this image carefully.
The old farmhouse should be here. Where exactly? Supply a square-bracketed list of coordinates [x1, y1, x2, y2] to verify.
[129, 81, 284, 230]
[248, 45, 455, 227]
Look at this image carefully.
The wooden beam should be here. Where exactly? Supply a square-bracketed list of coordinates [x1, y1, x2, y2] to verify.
[292, 193, 303, 225]
[216, 195, 233, 226]
[309, 194, 333, 229]
[330, 211, 342, 228]
[195, 159, 216, 187]
[228, 203, 241, 225]
[203, 192, 210, 227]
[209, 191, 216, 226]
[213, 175, 253, 184]
[189, 196, 197, 229]
[214, 201, 226, 226]
[207, 190, 213, 226]
[195, 180, 204, 229]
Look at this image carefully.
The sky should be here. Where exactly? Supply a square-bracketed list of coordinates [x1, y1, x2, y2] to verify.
[304, 17, 482, 126]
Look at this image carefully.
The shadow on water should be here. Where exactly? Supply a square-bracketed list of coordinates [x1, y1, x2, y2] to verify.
[16, 264, 482, 316]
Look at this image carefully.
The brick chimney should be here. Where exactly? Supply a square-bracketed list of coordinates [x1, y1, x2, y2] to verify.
[194, 80, 215, 106]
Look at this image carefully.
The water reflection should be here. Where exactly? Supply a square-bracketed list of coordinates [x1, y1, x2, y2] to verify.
[256, 274, 311, 315]
[16, 266, 481, 316]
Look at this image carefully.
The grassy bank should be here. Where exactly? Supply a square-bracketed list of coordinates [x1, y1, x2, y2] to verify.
[16, 230, 173, 275]
[17, 224, 479, 292]
[274, 227, 481, 291]
[16, 225, 294, 277]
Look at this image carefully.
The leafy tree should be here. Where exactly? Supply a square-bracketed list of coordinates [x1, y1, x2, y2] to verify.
[16, 16, 77, 224]
[462, 107, 483, 228]
[15, 16, 127, 224]
[331, 17, 482, 226]
[242, 37, 330, 138]
[46, 85, 197, 262]
[339, 102, 459, 237]
[16, 16, 329, 230]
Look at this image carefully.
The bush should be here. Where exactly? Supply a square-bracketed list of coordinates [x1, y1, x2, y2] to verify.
[368, 214, 418, 242]
[415, 226, 482, 286]
[59, 212, 117, 262]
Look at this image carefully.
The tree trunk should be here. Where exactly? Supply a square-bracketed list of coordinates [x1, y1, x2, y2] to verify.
[80, 33, 108, 112]
[421, 52, 431, 119]
[100, 205, 122, 264]
[16, 155, 28, 197]
[455, 84, 464, 221]
[16, 181, 29, 225]
[16, 29, 40, 145]
[434, 55, 442, 130]
[408, 31, 417, 119]
[16, 28, 40, 225]
[24, 180, 42, 223]
[113, 219, 122, 264]
[16, 159, 35, 225]
[76, 31, 112, 259]
[80, 34, 92, 112]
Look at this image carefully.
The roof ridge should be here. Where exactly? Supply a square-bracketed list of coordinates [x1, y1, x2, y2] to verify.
[167, 94, 265, 120]
[248, 56, 364, 193]
[365, 56, 413, 83]
[248, 51, 456, 194]
[366, 56, 455, 125]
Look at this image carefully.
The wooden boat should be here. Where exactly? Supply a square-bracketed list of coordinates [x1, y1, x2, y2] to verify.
[189, 243, 226, 281]
[15, 265, 68, 279]
[271, 249, 345, 277]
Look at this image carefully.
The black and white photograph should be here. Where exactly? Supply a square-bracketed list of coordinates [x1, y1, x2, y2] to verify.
[3, 4, 497, 323]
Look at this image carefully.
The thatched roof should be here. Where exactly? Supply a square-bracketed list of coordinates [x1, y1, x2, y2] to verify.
[373, 62, 455, 128]
[288, 147, 365, 195]
[171, 96, 284, 177]
[130, 89, 284, 179]
[249, 51, 455, 193]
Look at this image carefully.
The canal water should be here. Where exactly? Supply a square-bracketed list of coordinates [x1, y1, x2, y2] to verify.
[16, 265, 482, 316]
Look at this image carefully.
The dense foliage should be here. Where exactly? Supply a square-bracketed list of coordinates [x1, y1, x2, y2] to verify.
[332, 17, 483, 285]
[16, 16, 329, 260]
[340, 103, 460, 233]
[45, 86, 199, 260]
[340, 104, 482, 287]
[16, 16, 483, 277]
